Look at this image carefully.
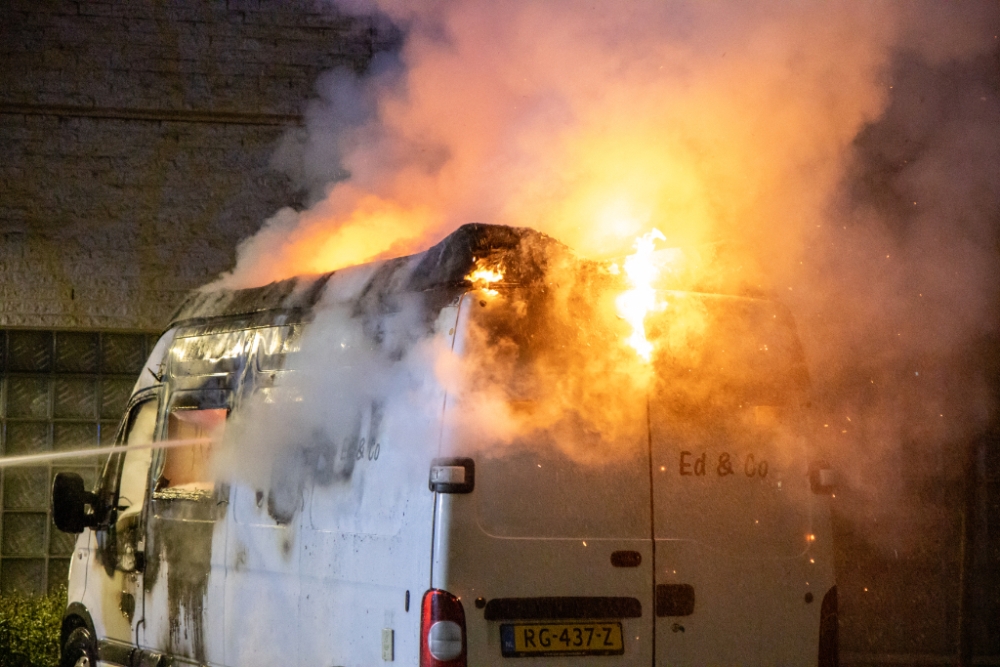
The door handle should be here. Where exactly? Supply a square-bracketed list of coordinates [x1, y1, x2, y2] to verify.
[611, 550, 642, 567]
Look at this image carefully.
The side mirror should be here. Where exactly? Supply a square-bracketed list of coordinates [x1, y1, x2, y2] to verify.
[52, 472, 100, 534]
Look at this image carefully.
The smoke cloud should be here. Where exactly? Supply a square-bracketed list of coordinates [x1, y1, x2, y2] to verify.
[211, 0, 1000, 552]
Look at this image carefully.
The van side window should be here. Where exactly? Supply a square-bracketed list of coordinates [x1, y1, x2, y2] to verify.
[93, 396, 160, 575]
[256, 325, 302, 371]
[154, 408, 226, 496]
[97, 398, 159, 514]
[117, 401, 159, 509]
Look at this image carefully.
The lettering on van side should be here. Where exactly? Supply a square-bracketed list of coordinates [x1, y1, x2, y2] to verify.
[678, 451, 768, 478]
[338, 437, 381, 462]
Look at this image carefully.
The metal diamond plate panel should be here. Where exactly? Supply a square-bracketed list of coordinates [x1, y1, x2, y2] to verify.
[4, 421, 49, 455]
[53, 422, 99, 450]
[2, 513, 46, 556]
[2, 468, 49, 509]
[101, 334, 146, 374]
[7, 377, 51, 419]
[99, 421, 119, 446]
[7, 331, 53, 373]
[100, 378, 134, 419]
[0, 328, 161, 600]
[0, 558, 45, 596]
[48, 521, 76, 557]
[54, 332, 99, 373]
[47, 559, 70, 593]
[53, 378, 97, 419]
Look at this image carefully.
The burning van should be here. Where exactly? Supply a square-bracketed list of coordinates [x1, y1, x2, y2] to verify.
[52, 223, 837, 667]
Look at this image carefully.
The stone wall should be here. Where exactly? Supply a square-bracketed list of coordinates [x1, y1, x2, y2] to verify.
[0, 0, 389, 330]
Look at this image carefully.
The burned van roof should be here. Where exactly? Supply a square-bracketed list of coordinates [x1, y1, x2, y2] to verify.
[169, 223, 567, 328]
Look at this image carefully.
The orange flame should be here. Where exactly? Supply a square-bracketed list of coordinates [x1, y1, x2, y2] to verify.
[466, 258, 504, 296]
[615, 229, 670, 362]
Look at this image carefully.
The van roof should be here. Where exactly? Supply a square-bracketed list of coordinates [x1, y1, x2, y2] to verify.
[169, 223, 566, 329]
[168, 223, 781, 333]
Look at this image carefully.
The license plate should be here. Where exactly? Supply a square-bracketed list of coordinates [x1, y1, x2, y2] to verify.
[500, 622, 624, 657]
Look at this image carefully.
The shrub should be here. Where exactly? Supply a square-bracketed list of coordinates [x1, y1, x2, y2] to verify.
[0, 589, 65, 667]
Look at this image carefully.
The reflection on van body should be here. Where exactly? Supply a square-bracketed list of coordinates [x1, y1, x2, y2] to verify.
[53, 224, 836, 667]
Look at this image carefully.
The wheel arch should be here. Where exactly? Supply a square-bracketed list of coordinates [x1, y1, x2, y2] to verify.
[61, 602, 96, 652]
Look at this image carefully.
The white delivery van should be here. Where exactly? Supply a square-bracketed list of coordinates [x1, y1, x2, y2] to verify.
[52, 223, 837, 667]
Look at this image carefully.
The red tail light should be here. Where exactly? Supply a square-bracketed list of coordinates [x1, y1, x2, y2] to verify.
[421, 589, 467, 667]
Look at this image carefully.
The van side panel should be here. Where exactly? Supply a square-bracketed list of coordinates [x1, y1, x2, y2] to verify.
[142, 508, 228, 662]
[224, 483, 302, 665]
[295, 301, 459, 666]
[224, 296, 454, 666]
[298, 443, 436, 666]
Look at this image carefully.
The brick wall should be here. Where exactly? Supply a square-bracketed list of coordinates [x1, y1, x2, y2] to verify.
[0, 114, 298, 328]
[0, 0, 389, 330]
[1, 0, 379, 115]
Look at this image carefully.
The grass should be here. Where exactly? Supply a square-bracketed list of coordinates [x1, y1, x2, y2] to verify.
[0, 589, 65, 667]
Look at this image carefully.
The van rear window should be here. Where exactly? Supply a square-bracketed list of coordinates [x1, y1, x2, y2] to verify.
[647, 292, 808, 407]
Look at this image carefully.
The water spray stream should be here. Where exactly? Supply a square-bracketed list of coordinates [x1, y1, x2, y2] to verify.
[0, 437, 213, 468]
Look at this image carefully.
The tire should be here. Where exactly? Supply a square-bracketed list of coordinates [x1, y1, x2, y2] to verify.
[60, 626, 98, 667]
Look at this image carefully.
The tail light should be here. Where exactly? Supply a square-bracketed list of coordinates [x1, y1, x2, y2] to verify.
[421, 589, 467, 667]
[818, 585, 838, 667]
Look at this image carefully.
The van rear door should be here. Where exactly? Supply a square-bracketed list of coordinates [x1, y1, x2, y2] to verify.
[646, 294, 830, 666]
[437, 442, 654, 666]
[437, 292, 654, 666]
[648, 404, 823, 665]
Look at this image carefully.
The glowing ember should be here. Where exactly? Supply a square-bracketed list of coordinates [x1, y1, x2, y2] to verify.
[616, 229, 668, 362]
[466, 258, 504, 296]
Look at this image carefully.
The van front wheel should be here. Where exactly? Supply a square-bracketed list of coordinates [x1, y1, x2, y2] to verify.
[61, 627, 98, 667]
